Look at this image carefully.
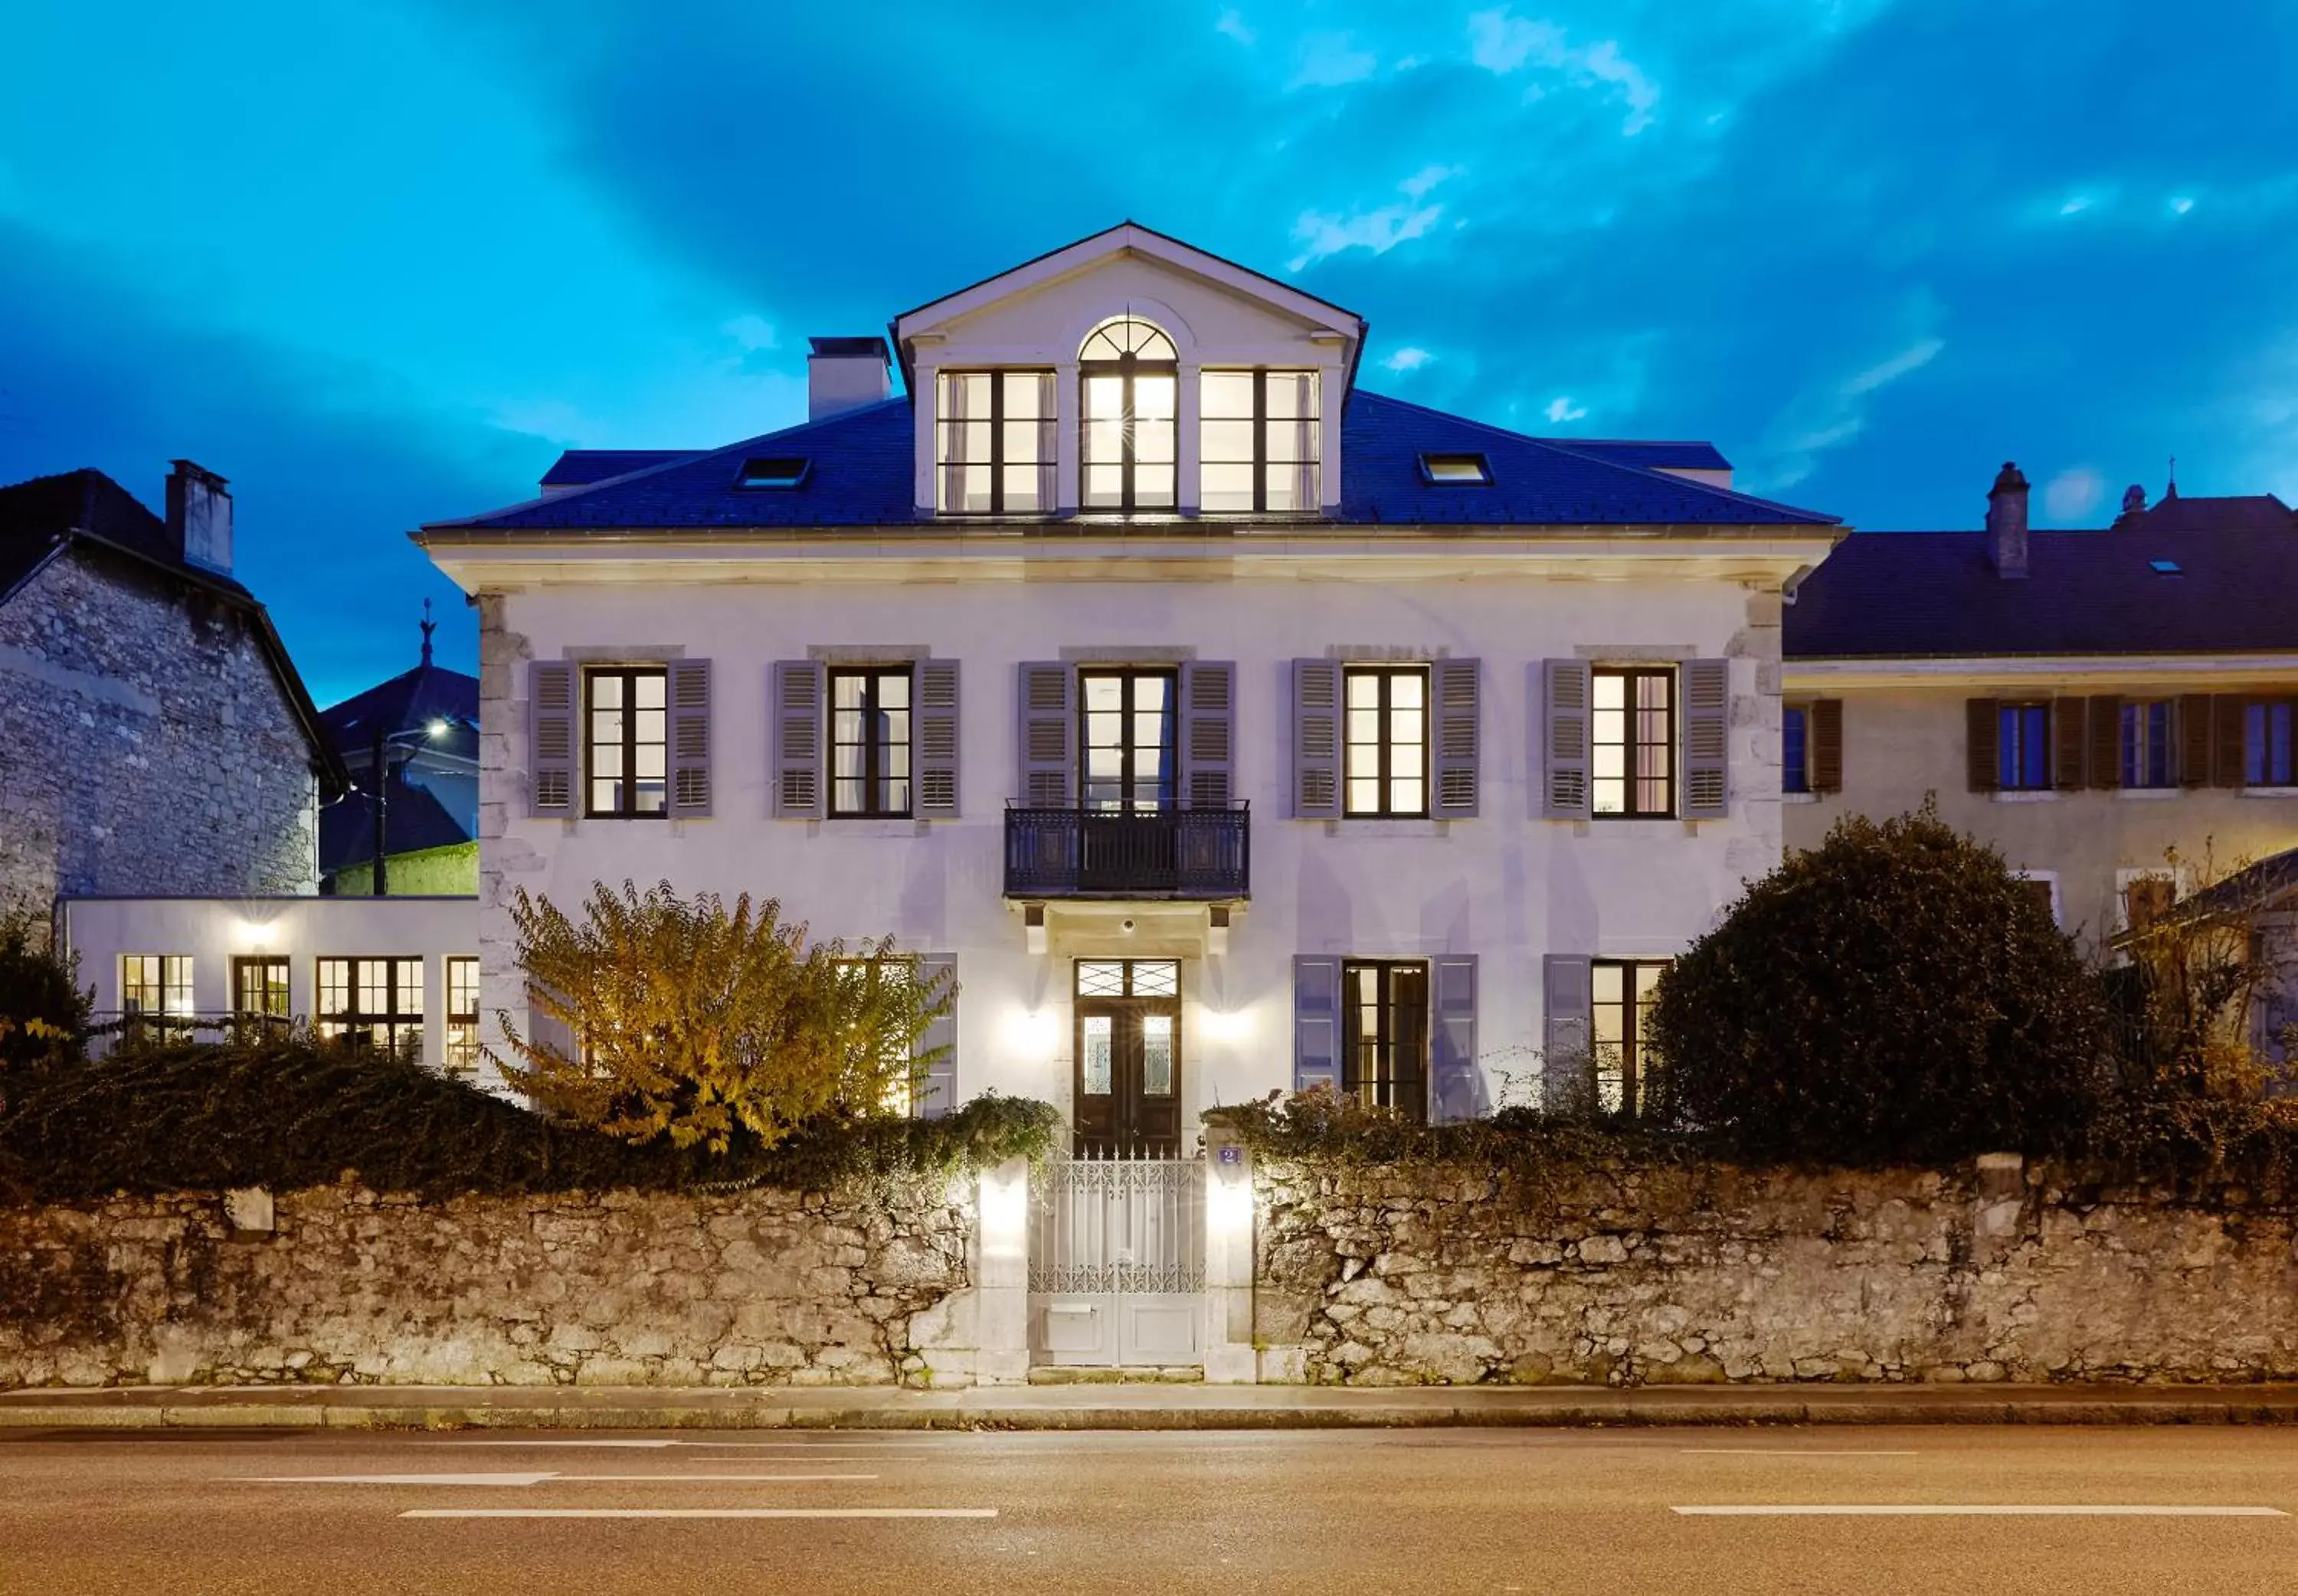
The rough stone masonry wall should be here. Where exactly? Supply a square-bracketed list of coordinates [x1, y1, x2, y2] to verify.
[0, 551, 317, 918]
[0, 1181, 972, 1388]
[1255, 1159, 2298, 1386]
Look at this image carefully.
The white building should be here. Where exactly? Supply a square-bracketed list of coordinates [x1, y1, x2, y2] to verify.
[416, 224, 1842, 1147]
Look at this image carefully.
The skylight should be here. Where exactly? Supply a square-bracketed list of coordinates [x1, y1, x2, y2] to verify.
[734, 456, 810, 490]
[1419, 452, 1493, 486]
[2149, 559, 2182, 575]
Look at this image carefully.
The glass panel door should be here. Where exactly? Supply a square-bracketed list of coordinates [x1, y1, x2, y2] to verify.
[1072, 960, 1183, 1157]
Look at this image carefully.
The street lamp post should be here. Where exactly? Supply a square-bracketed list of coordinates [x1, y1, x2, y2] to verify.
[369, 719, 450, 895]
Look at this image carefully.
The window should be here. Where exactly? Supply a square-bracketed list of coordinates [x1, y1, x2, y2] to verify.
[2122, 700, 2175, 789]
[1200, 370, 1320, 512]
[231, 957, 290, 1029]
[1592, 960, 1668, 1117]
[1418, 453, 1492, 486]
[2121, 875, 2178, 936]
[830, 666, 913, 818]
[1592, 666, 1674, 817]
[937, 371, 1054, 514]
[1997, 703, 2051, 790]
[1782, 702, 1812, 795]
[121, 955, 193, 1018]
[445, 957, 480, 1074]
[1342, 960, 1428, 1121]
[734, 456, 810, 490]
[1079, 317, 1177, 512]
[836, 957, 920, 1115]
[1079, 669, 1177, 812]
[316, 957, 424, 1056]
[2247, 701, 2295, 787]
[586, 666, 668, 818]
[1344, 666, 1428, 817]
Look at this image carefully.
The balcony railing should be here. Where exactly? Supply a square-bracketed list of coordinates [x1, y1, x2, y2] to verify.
[1004, 804, 1249, 900]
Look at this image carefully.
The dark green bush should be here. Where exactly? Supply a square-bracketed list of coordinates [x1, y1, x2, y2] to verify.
[1209, 1087, 1706, 1176]
[1644, 807, 2111, 1164]
[0, 911, 89, 1068]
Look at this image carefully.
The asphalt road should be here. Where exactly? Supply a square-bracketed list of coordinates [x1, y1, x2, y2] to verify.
[5, 1425, 2298, 1594]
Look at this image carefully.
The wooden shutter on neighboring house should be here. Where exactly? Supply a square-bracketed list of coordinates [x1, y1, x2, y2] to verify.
[1809, 698, 1844, 793]
[1432, 659, 1481, 816]
[1292, 955, 1342, 1093]
[529, 662, 575, 816]
[2088, 695, 2123, 790]
[1430, 955, 1480, 1122]
[771, 659, 824, 818]
[1291, 659, 1341, 819]
[1966, 698, 2001, 791]
[2215, 695, 2247, 787]
[1541, 955, 1593, 1114]
[917, 659, 961, 816]
[915, 955, 958, 1119]
[1018, 662, 1074, 808]
[667, 659, 712, 817]
[1540, 659, 1593, 819]
[1682, 659, 1730, 818]
[1180, 660, 1236, 809]
[2051, 695, 2086, 790]
[2179, 693, 2215, 786]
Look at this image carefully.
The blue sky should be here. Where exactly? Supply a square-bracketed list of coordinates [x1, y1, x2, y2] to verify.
[5, 1, 2293, 703]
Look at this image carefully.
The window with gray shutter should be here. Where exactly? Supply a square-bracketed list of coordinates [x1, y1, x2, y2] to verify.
[1540, 659, 1592, 819]
[918, 659, 961, 816]
[1292, 954, 1341, 1092]
[1430, 954, 1480, 1120]
[771, 660, 824, 818]
[1291, 659, 1340, 819]
[529, 662, 574, 816]
[1180, 660, 1236, 809]
[1682, 658, 1729, 818]
[1018, 662, 1073, 807]
[1542, 953, 1593, 1114]
[667, 659, 712, 816]
[1432, 659, 1480, 816]
[915, 955, 957, 1118]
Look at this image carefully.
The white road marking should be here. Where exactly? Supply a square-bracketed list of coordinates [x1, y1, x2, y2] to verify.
[401, 1507, 999, 1520]
[434, 1440, 681, 1449]
[552, 1473, 878, 1483]
[1674, 1505, 2289, 1517]
[1679, 1450, 1920, 1457]
[241, 1473, 560, 1487]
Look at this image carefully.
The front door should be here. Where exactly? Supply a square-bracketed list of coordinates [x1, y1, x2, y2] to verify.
[1072, 958, 1181, 1158]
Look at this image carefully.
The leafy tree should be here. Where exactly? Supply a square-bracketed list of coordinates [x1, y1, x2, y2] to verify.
[1645, 806, 2109, 1163]
[491, 881, 954, 1152]
[2109, 843, 2298, 1098]
[0, 910, 88, 1070]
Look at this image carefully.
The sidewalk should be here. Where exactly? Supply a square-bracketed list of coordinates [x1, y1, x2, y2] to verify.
[5, 1381, 2297, 1432]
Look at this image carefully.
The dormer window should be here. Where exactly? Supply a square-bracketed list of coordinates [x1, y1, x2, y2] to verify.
[1079, 316, 1177, 512]
[938, 371, 1054, 515]
[1202, 371, 1321, 513]
[735, 456, 810, 490]
[1419, 452, 1492, 486]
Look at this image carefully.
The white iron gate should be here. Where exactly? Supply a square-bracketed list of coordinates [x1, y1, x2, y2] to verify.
[1027, 1154, 1206, 1366]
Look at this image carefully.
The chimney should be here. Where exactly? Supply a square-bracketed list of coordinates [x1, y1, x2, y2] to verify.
[807, 336, 891, 422]
[1985, 460, 2029, 579]
[165, 460, 233, 575]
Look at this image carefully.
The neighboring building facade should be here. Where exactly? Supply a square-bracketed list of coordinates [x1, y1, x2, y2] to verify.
[0, 462, 340, 919]
[317, 610, 480, 895]
[419, 224, 1841, 1128]
[1783, 468, 2298, 944]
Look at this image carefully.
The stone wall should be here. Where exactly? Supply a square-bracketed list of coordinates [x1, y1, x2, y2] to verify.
[0, 1180, 974, 1388]
[0, 549, 317, 918]
[1255, 1157, 2298, 1386]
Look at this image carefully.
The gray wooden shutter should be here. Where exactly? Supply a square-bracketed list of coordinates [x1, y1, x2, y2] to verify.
[1810, 697, 1844, 793]
[918, 659, 960, 816]
[2051, 695, 2085, 791]
[1542, 954, 1593, 1113]
[1540, 659, 1592, 819]
[1291, 659, 1340, 819]
[1682, 658, 1729, 818]
[1430, 955, 1480, 1121]
[1180, 660, 1236, 809]
[915, 954, 957, 1119]
[1292, 954, 1341, 1092]
[529, 662, 574, 816]
[771, 659, 824, 818]
[1433, 659, 1481, 816]
[1018, 662, 1073, 807]
[667, 659, 712, 817]
[1967, 698, 2002, 792]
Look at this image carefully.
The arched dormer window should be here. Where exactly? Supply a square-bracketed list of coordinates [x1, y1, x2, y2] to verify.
[1079, 316, 1177, 512]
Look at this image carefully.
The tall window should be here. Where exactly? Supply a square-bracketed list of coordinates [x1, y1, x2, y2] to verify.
[317, 957, 424, 1056]
[1079, 669, 1177, 812]
[121, 955, 193, 1017]
[1344, 666, 1428, 817]
[1079, 317, 1177, 512]
[586, 666, 667, 818]
[1593, 666, 1674, 817]
[1200, 370, 1320, 512]
[445, 957, 480, 1074]
[1998, 702, 2051, 790]
[838, 957, 921, 1116]
[1342, 960, 1428, 1122]
[830, 666, 913, 818]
[937, 370, 1054, 514]
[2122, 700, 2175, 789]
[2247, 701, 2295, 787]
[1592, 960, 1668, 1117]
[232, 957, 290, 1028]
[1782, 702, 1812, 795]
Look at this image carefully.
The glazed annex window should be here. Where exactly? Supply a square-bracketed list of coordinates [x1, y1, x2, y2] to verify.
[316, 956, 424, 1056]
[585, 666, 668, 818]
[937, 371, 1055, 514]
[1591, 666, 1674, 817]
[120, 954, 194, 1017]
[1079, 316, 1177, 512]
[1343, 666, 1429, 818]
[1200, 370, 1320, 512]
[830, 666, 914, 819]
[232, 956, 290, 1027]
[445, 956, 480, 1075]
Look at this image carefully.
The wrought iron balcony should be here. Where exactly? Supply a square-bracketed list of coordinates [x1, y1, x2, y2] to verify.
[1003, 804, 1249, 901]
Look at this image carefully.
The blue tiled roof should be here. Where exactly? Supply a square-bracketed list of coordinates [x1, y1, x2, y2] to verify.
[1786, 495, 2298, 659]
[1537, 438, 1732, 474]
[436, 393, 1835, 534]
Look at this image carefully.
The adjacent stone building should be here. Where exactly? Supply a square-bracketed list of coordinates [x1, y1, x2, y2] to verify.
[0, 462, 342, 920]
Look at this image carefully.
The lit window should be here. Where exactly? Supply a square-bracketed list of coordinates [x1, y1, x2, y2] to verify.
[1342, 960, 1429, 1121]
[2121, 700, 2175, 789]
[586, 667, 668, 818]
[1998, 703, 2051, 790]
[733, 456, 810, 490]
[316, 956, 424, 1057]
[830, 666, 914, 818]
[446, 957, 480, 1074]
[232, 957, 290, 1029]
[1200, 370, 1320, 512]
[936, 371, 1053, 514]
[2246, 701, 2295, 787]
[1419, 452, 1492, 486]
[1592, 666, 1675, 817]
[1079, 317, 1177, 512]
[1344, 666, 1428, 818]
[836, 957, 921, 1117]
[1080, 669, 1176, 813]
[1591, 960, 1669, 1117]
[121, 954, 194, 1019]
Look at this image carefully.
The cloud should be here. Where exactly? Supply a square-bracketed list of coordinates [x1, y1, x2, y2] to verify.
[1465, 10, 1660, 134]
[1291, 32, 1377, 88]
[1288, 167, 1458, 270]
[1383, 346, 1434, 372]
[721, 313, 777, 351]
[1399, 164, 1458, 200]
[1214, 8, 1254, 46]
[2169, 195, 2195, 214]
[2042, 466, 2104, 522]
[1756, 330, 1946, 490]
[1544, 396, 1589, 424]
